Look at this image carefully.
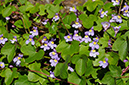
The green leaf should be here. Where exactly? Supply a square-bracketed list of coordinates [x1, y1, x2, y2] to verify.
[2, 6, 16, 17]
[25, 2, 34, 11]
[49, 22, 58, 34]
[56, 41, 68, 52]
[19, 0, 27, 4]
[101, 72, 115, 85]
[75, 58, 86, 76]
[72, 54, 80, 64]
[1, 68, 18, 85]
[14, 20, 23, 28]
[68, 72, 81, 84]
[20, 44, 36, 56]
[53, 0, 64, 5]
[79, 45, 89, 56]
[30, 3, 40, 13]
[22, 14, 32, 29]
[1, 42, 16, 63]
[25, 50, 44, 63]
[39, 4, 46, 16]
[109, 65, 122, 77]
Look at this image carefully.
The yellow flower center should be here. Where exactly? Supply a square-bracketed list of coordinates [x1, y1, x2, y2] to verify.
[55, 15, 58, 18]
[13, 38, 16, 40]
[75, 34, 78, 36]
[116, 0, 118, 2]
[67, 36, 71, 39]
[54, 59, 57, 62]
[89, 30, 92, 32]
[33, 30, 36, 32]
[72, 7, 75, 10]
[75, 22, 79, 25]
[85, 35, 88, 38]
[117, 15, 121, 18]
[52, 52, 55, 55]
[44, 38, 46, 41]
[124, 5, 126, 8]
[18, 57, 21, 60]
[96, 37, 98, 39]
[29, 38, 32, 41]
[125, 10, 128, 13]
[0, 64, 3, 67]
[103, 60, 106, 63]
[101, 11, 104, 14]
[92, 50, 96, 52]
[44, 44, 47, 46]
[0, 37, 3, 40]
[51, 41, 54, 44]
[93, 42, 97, 45]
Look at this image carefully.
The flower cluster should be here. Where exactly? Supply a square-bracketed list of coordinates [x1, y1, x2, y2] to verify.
[121, 3, 129, 17]
[0, 34, 8, 44]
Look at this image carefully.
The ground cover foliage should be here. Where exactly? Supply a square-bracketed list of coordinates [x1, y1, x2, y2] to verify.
[0, 0, 129, 85]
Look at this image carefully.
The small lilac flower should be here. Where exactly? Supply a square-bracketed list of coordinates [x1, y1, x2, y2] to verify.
[89, 41, 99, 49]
[50, 71, 55, 78]
[64, 34, 73, 42]
[123, 10, 129, 17]
[68, 66, 74, 72]
[99, 58, 108, 68]
[101, 22, 110, 31]
[52, 13, 60, 21]
[73, 30, 82, 42]
[5, 17, 10, 20]
[0, 62, 5, 68]
[110, 14, 122, 23]
[108, 39, 112, 48]
[49, 50, 58, 59]
[48, 41, 57, 49]
[116, 15, 122, 23]
[41, 36, 48, 43]
[88, 27, 94, 36]
[93, 36, 99, 42]
[69, 6, 77, 12]
[40, 42, 50, 51]
[26, 35, 35, 45]
[123, 59, 128, 63]
[99, 9, 108, 18]
[30, 27, 38, 36]
[13, 54, 23, 66]
[111, 0, 120, 6]
[49, 57, 60, 67]
[9, 65, 13, 68]
[10, 36, 17, 43]
[81, 33, 91, 43]
[121, 3, 129, 11]
[110, 14, 117, 23]
[72, 18, 82, 29]
[42, 19, 49, 25]
[89, 49, 99, 58]
[112, 26, 121, 37]
[0, 34, 8, 44]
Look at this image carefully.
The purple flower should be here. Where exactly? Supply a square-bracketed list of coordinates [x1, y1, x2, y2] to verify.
[110, 14, 122, 23]
[68, 66, 74, 72]
[48, 41, 57, 49]
[89, 41, 99, 49]
[121, 3, 129, 11]
[26, 35, 35, 45]
[0, 62, 5, 68]
[49, 57, 60, 67]
[72, 18, 82, 29]
[10, 36, 17, 43]
[0, 34, 8, 44]
[81, 33, 91, 43]
[99, 58, 108, 68]
[99, 9, 108, 18]
[112, 26, 121, 37]
[13, 54, 23, 66]
[108, 39, 112, 48]
[30, 27, 38, 36]
[123, 10, 129, 17]
[69, 6, 77, 12]
[49, 50, 58, 59]
[5, 17, 10, 20]
[111, 0, 120, 6]
[88, 27, 94, 36]
[101, 22, 110, 31]
[50, 71, 55, 78]
[40, 42, 50, 51]
[123, 59, 128, 63]
[52, 13, 60, 21]
[42, 19, 49, 25]
[41, 36, 48, 43]
[93, 36, 99, 42]
[64, 34, 73, 42]
[89, 49, 99, 58]
[73, 30, 82, 42]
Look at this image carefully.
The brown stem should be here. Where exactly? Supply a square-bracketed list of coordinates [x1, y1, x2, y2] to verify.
[119, 0, 123, 14]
